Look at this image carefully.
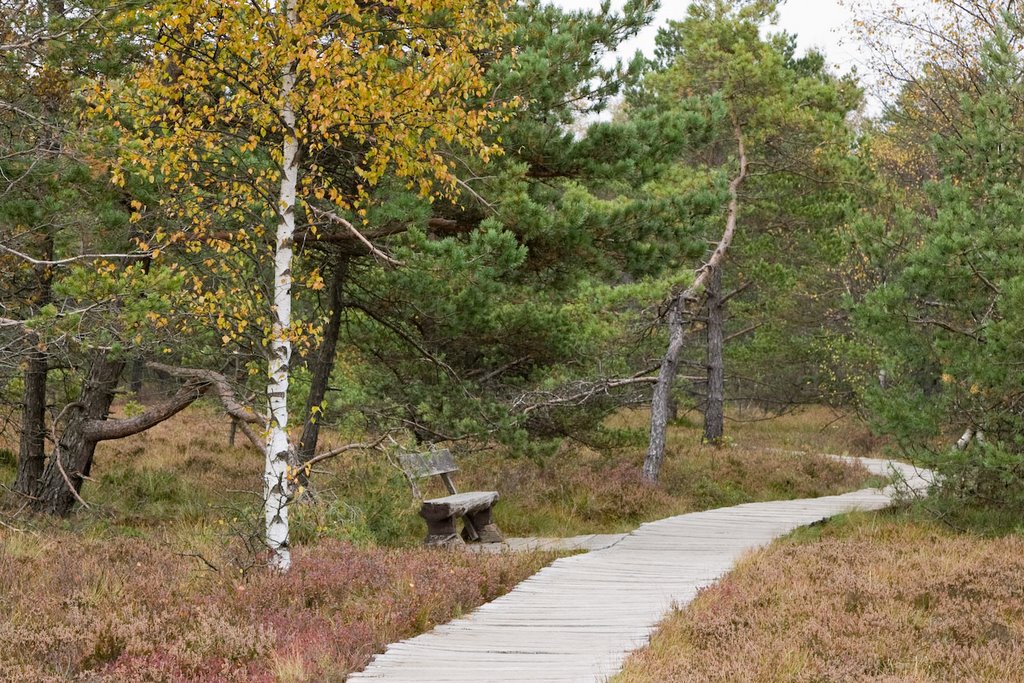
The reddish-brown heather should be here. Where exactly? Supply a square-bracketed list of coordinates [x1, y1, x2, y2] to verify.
[616, 515, 1024, 683]
[0, 532, 555, 682]
[0, 404, 882, 680]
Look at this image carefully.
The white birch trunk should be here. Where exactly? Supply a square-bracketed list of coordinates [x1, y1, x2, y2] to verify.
[265, 0, 299, 572]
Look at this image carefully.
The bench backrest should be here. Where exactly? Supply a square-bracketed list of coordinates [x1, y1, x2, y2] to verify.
[397, 449, 459, 496]
[398, 449, 457, 479]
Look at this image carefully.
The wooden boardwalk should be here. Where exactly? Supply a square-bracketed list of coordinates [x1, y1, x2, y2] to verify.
[349, 457, 930, 683]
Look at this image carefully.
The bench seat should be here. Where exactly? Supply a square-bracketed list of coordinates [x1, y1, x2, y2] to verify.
[419, 491, 503, 547]
[399, 449, 504, 547]
[421, 491, 499, 520]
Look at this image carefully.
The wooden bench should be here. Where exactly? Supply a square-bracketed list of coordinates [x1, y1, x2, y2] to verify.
[398, 449, 504, 547]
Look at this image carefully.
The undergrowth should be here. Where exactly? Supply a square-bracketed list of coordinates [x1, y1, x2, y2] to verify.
[0, 531, 556, 682]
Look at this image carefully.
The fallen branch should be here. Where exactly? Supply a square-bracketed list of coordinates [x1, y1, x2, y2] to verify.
[54, 446, 90, 510]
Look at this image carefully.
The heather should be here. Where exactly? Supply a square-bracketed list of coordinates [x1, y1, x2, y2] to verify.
[615, 512, 1024, 683]
[0, 530, 555, 682]
[0, 405, 878, 680]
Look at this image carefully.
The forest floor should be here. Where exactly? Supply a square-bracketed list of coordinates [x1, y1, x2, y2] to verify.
[0, 404, 881, 682]
[614, 510, 1024, 683]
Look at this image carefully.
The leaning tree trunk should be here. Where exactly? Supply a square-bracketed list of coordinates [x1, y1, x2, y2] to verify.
[33, 355, 124, 516]
[703, 263, 725, 444]
[642, 299, 687, 482]
[296, 255, 349, 471]
[643, 127, 747, 484]
[264, 0, 299, 571]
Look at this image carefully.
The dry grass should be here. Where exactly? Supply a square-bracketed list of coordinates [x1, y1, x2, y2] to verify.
[456, 440, 874, 537]
[615, 512, 1024, 683]
[606, 404, 888, 456]
[452, 406, 881, 537]
[0, 403, 879, 543]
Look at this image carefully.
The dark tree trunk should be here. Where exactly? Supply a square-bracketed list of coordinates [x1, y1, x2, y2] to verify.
[703, 264, 725, 444]
[128, 358, 145, 394]
[15, 0, 64, 497]
[296, 256, 349, 468]
[33, 355, 124, 516]
[15, 227, 54, 497]
[15, 346, 48, 497]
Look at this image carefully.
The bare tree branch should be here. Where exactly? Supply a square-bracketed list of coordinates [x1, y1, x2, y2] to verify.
[723, 322, 764, 344]
[147, 362, 265, 450]
[307, 206, 404, 266]
[299, 434, 391, 470]
[514, 370, 695, 416]
[0, 243, 153, 267]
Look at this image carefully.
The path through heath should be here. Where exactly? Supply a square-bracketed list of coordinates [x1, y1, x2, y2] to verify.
[349, 457, 930, 683]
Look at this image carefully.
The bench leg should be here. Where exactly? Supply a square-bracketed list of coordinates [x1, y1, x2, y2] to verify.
[461, 506, 503, 544]
[423, 515, 465, 548]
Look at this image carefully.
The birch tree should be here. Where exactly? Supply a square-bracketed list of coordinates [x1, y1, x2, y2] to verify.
[99, 0, 510, 570]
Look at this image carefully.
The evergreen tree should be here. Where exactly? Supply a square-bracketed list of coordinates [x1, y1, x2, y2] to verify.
[855, 22, 1024, 518]
[635, 0, 862, 480]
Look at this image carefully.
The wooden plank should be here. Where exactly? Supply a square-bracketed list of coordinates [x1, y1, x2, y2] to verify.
[349, 456, 933, 683]
[420, 491, 498, 520]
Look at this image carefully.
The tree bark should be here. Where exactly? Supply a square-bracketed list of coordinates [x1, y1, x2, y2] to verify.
[296, 254, 348, 470]
[703, 263, 725, 444]
[16, 228, 53, 497]
[14, 6, 59, 496]
[32, 355, 124, 516]
[642, 299, 687, 482]
[15, 346, 48, 497]
[82, 380, 209, 441]
[265, 0, 299, 571]
[643, 127, 747, 483]
[29, 359, 214, 515]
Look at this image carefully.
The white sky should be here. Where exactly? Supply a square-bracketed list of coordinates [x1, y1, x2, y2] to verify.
[547, 0, 863, 69]
[547, 0, 929, 114]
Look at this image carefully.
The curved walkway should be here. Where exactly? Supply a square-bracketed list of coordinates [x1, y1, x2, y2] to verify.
[349, 457, 931, 683]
